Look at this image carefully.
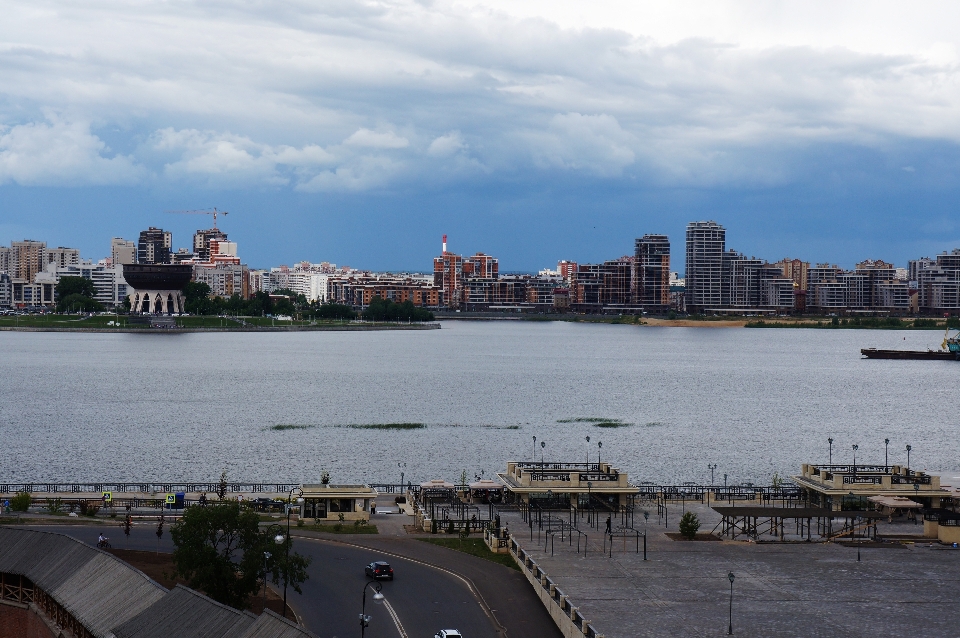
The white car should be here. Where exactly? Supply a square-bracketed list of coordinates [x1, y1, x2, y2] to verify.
[435, 632, 462, 638]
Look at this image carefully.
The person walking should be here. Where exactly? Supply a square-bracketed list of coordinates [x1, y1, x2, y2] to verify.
[605, 515, 612, 534]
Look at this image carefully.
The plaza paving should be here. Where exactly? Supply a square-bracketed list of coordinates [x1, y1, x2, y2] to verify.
[501, 502, 960, 638]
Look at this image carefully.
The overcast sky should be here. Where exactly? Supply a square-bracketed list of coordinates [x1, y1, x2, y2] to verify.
[1, 0, 959, 271]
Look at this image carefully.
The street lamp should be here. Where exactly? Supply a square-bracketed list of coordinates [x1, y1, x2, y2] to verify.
[397, 462, 406, 489]
[281, 486, 304, 618]
[359, 580, 385, 637]
[532, 436, 537, 462]
[727, 572, 735, 634]
[597, 441, 602, 467]
[884, 438, 890, 471]
[828, 438, 833, 465]
[585, 435, 591, 468]
[906, 444, 912, 471]
[587, 481, 593, 525]
[261, 551, 272, 612]
[708, 464, 717, 485]
[541, 440, 546, 464]
[852, 444, 858, 473]
[643, 511, 649, 560]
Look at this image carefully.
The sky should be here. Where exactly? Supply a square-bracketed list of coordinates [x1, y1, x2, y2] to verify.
[1, 1, 960, 271]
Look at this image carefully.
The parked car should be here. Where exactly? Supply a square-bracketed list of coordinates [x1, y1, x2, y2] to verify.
[250, 497, 285, 512]
[364, 561, 394, 580]
[435, 631, 463, 638]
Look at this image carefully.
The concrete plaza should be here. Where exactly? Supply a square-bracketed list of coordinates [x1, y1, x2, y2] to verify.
[501, 502, 960, 638]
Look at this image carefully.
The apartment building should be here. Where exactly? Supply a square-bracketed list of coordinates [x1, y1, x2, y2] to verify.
[137, 227, 172, 265]
[635, 234, 670, 311]
[111, 238, 137, 266]
[685, 221, 725, 312]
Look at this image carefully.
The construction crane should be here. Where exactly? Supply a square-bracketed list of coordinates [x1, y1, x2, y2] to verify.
[165, 207, 229, 229]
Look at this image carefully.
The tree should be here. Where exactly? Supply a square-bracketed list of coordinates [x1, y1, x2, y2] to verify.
[171, 502, 311, 609]
[56, 276, 103, 313]
[57, 293, 104, 313]
[56, 276, 96, 300]
[362, 296, 434, 322]
[678, 512, 701, 540]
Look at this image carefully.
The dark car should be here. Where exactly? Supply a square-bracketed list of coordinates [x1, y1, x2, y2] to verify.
[250, 497, 285, 512]
[365, 561, 394, 580]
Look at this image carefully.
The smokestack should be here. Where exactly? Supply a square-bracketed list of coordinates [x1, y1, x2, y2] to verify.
[442, 234, 447, 253]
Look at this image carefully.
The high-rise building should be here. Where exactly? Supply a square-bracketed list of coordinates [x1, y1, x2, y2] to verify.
[11, 240, 46, 282]
[432, 235, 499, 308]
[193, 228, 229, 262]
[775, 258, 809, 292]
[44, 247, 80, 269]
[685, 221, 725, 312]
[635, 235, 670, 311]
[137, 227, 172, 264]
[111, 238, 137, 266]
[0, 246, 10, 274]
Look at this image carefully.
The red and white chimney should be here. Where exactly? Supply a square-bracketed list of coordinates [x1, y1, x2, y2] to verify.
[442, 234, 447, 253]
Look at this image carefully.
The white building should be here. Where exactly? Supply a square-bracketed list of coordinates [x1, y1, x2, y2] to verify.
[33, 261, 129, 308]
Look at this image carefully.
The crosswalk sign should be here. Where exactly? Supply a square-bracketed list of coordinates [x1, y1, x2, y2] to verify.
[165, 494, 176, 504]
[102, 492, 113, 502]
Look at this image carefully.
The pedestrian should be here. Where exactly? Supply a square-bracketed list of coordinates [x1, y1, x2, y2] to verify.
[605, 515, 612, 534]
[371, 503, 376, 515]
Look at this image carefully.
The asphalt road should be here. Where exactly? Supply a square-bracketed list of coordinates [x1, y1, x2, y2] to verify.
[26, 524, 498, 638]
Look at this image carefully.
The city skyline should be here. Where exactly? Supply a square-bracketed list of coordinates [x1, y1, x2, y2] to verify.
[2, 2, 960, 271]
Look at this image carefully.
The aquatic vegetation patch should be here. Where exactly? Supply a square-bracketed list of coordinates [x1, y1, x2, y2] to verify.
[267, 424, 314, 431]
[557, 417, 621, 423]
[345, 422, 426, 430]
[593, 421, 634, 428]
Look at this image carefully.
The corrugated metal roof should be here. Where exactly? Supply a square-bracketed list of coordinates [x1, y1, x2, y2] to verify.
[239, 610, 316, 638]
[110, 585, 255, 638]
[0, 528, 318, 638]
[0, 528, 167, 637]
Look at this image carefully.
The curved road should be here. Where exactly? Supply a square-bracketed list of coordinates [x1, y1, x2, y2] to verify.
[27, 524, 498, 638]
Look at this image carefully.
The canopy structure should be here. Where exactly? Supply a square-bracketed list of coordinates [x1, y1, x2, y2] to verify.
[868, 495, 922, 509]
[469, 479, 504, 491]
[421, 479, 455, 490]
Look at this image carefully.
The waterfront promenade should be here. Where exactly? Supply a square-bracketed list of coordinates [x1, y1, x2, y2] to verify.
[501, 503, 960, 638]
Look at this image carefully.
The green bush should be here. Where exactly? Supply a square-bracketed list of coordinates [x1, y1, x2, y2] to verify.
[10, 492, 31, 512]
[678, 512, 701, 540]
[45, 498, 63, 514]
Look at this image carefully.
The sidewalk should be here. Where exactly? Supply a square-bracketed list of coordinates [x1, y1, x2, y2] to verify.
[499, 503, 960, 638]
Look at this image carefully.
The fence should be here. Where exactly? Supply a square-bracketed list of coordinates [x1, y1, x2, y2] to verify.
[510, 537, 604, 638]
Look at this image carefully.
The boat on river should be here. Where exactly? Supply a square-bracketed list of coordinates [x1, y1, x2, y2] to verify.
[861, 327, 960, 360]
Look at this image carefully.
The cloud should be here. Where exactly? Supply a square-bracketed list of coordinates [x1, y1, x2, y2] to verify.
[0, 1, 959, 193]
[0, 117, 141, 186]
[427, 131, 465, 156]
[344, 129, 409, 149]
[521, 113, 635, 177]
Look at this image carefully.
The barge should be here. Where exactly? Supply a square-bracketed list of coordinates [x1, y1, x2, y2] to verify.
[861, 327, 960, 360]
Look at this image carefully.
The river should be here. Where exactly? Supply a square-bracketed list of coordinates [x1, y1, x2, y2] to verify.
[0, 321, 956, 486]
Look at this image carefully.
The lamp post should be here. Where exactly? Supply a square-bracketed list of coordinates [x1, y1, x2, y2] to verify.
[587, 481, 593, 526]
[727, 572, 735, 634]
[828, 437, 833, 465]
[914, 483, 920, 525]
[884, 438, 890, 471]
[281, 486, 304, 618]
[261, 551, 272, 612]
[906, 444, 912, 471]
[708, 464, 717, 485]
[852, 444, 858, 473]
[397, 462, 406, 489]
[643, 511, 649, 560]
[532, 436, 537, 462]
[585, 435, 591, 468]
[359, 580, 385, 637]
[541, 440, 545, 465]
[597, 441, 602, 467]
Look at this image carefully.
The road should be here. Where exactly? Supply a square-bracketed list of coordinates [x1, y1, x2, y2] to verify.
[27, 524, 498, 638]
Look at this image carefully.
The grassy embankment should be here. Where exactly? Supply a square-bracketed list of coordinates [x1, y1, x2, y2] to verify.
[746, 317, 958, 330]
[417, 537, 520, 571]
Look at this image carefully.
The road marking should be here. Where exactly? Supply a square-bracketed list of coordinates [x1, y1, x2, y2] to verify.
[381, 595, 408, 638]
[292, 535, 507, 637]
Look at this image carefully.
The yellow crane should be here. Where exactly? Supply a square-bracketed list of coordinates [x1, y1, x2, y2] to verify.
[165, 207, 229, 229]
